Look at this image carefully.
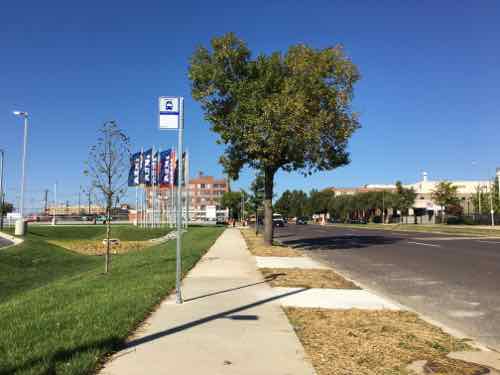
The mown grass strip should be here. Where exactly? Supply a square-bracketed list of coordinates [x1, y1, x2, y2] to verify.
[0, 225, 224, 375]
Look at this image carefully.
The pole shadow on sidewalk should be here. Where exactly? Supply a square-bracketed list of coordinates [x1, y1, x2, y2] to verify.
[184, 273, 286, 303]
[122, 287, 308, 350]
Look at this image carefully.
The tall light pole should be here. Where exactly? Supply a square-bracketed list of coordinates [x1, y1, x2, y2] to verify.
[489, 178, 495, 227]
[13, 111, 29, 219]
[0, 149, 5, 230]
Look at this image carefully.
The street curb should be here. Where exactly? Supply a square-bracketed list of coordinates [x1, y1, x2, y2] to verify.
[324, 223, 500, 239]
[273, 237, 494, 353]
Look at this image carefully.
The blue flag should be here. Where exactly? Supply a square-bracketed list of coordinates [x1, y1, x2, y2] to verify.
[159, 149, 173, 186]
[128, 151, 142, 187]
[141, 149, 153, 185]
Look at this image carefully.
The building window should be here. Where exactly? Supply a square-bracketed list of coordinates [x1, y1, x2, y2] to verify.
[200, 184, 206, 189]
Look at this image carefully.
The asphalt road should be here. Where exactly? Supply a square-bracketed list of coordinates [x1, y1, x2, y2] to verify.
[274, 224, 500, 351]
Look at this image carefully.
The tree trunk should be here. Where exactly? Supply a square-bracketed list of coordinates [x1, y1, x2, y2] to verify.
[105, 203, 111, 273]
[255, 204, 259, 235]
[263, 168, 275, 246]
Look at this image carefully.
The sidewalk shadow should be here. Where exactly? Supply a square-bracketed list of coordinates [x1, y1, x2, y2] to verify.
[2, 288, 305, 374]
[184, 274, 285, 302]
[123, 287, 307, 350]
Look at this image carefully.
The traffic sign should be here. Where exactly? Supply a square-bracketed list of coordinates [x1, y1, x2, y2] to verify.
[159, 96, 181, 130]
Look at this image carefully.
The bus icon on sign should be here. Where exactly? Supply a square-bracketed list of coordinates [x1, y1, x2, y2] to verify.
[165, 100, 174, 111]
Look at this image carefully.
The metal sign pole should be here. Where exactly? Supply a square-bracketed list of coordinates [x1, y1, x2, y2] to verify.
[158, 96, 184, 303]
[175, 97, 184, 304]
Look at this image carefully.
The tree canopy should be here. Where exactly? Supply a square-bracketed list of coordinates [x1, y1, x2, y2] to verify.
[0, 201, 13, 216]
[221, 191, 245, 220]
[431, 181, 459, 220]
[189, 33, 360, 244]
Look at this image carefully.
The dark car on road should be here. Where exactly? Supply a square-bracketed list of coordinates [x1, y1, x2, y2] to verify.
[296, 217, 308, 225]
[272, 213, 285, 227]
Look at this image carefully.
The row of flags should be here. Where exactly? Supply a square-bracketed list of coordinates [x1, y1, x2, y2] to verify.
[128, 149, 183, 187]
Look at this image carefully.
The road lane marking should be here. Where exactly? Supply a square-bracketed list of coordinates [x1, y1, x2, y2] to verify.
[407, 241, 441, 247]
[477, 240, 500, 244]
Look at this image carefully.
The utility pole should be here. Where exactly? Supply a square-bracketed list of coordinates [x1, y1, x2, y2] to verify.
[382, 190, 385, 224]
[88, 189, 92, 215]
[78, 185, 82, 216]
[241, 189, 245, 223]
[478, 185, 482, 215]
[490, 179, 495, 227]
[52, 182, 57, 225]
[43, 189, 49, 214]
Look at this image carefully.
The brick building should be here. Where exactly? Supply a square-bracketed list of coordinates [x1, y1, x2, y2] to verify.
[138, 172, 229, 223]
[188, 172, 229, 221]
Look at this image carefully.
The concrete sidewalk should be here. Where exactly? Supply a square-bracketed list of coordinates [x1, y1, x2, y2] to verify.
[101, 228, 315, 375]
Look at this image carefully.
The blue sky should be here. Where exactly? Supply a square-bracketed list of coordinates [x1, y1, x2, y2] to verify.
[1, 0, 499, 210]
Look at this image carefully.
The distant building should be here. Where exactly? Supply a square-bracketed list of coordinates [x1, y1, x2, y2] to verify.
[188, 172, 229, 221]
[330, 170, 496, 217]
[45, 204, 105, 216]
[140, 172, 229, 222]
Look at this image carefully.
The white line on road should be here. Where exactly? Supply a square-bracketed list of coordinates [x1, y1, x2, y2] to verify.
[407, 241, 441, 247]
[477, 240, 500, 244]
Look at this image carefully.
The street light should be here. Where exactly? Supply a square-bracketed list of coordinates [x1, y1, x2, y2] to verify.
[0, 149, 5, 230]
[13, 111, 29, 235]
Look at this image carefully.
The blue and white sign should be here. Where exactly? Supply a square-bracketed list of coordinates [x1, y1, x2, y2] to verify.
[159, 96, 181, 130]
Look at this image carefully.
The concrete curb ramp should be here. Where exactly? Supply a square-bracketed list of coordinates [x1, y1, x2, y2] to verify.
[255, 256, 329, 269]
[271, 287, 402, 310]
[0, 231, 23, 248]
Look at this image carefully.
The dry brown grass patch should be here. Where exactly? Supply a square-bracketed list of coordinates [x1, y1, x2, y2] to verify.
[240, 229, 302, 257]
[48, 240, 151, 255]
[261, 267, 359, 289]
[285, 308, 483, 375]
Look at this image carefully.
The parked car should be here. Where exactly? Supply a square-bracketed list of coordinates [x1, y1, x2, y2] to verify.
[296, 217, 308, 225]
[272, 213, 285, 227]
[95, 215, 112, 224]
[348, 218, 367, 224]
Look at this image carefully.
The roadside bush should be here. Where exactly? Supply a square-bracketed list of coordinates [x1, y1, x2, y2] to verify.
[446, 216, 463, 225]
[462, 216, 475, 225]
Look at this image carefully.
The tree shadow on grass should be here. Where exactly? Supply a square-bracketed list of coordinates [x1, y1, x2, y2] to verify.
[0, 336, 122, 375]
[2, 288, 306, 375]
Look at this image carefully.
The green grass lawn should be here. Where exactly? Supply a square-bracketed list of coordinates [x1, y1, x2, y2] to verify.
[332, 223, 500, 236]
[0, 225, 224, 375]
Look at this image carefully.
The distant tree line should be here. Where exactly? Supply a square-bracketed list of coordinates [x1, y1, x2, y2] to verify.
[275, 177, 500, 225]
[274, 181, 418, 223]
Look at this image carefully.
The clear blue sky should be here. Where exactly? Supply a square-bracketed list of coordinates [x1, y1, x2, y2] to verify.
[1, 0, 499, 210]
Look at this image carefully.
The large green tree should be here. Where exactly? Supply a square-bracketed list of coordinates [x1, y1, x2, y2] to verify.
[395, 181, 417, 223]
[221, 191, 245, 220]
[0, 201, 13, 216]
[189, 33, 360, 244]
[274, 190, 293, 218]
[308, 189, 336, 215]
[431, 181, 459, 223]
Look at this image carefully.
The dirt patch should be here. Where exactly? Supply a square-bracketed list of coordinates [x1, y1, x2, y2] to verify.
[48, 240, 151, 255]
[261, 267, 359, 289]
[285, 308, 484, 375]
[241, 229, 302, 257]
